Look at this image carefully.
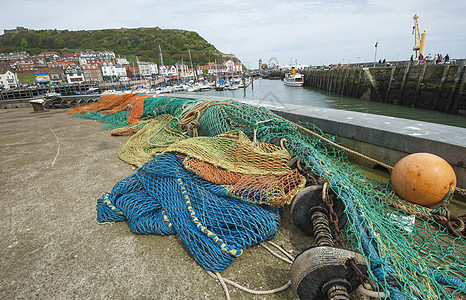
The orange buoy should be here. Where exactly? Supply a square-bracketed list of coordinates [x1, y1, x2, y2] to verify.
[391, 153, 456, 207]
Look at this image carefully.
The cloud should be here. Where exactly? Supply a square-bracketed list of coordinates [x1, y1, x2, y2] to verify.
[1, 0, 465, 66]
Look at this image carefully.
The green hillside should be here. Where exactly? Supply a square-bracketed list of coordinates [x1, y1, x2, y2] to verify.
[0, 27, 233, 65]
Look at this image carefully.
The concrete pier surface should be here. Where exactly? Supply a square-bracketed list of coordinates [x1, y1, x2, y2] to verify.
[0, 107, 314, 299]
[2, 102, 464, 299]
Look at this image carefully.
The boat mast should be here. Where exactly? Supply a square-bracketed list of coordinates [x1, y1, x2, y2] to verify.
[159, 45, 165, 67]
[188, 49, 196, 81]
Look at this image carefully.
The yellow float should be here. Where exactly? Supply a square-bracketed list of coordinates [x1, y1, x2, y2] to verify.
[391, 153, 456, 207]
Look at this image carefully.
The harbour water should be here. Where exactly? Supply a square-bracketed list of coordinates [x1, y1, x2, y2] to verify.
[192, 78, 466, 128]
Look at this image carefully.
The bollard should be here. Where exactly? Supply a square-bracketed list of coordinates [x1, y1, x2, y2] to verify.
[29, 98, 45, 112]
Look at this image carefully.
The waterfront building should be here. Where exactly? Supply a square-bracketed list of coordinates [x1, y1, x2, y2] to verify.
[101, 65, 117, 80]
[82, 65, 103, 83]
[79, 51, 116, 66]
[175, 63, 189, 77]
[168, 66, 178, 77]
[159, 66, 168, 77]
[223, 60, 243, 73]
[0, 70, 19, 89]
[114, 64, 127, 78]
[197, 62, 224, 75]
[63, 65, 85, 83]
[48, 68, 64, 84]
[33, 73, 51, 85]
[125, 65, 140, 79]
[137, 61, 158, 78]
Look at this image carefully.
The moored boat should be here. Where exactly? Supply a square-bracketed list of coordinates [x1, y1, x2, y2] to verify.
[284, 67, 304, 87]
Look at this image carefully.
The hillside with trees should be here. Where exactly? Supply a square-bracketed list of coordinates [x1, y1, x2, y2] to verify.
[0, 27, 234, 65]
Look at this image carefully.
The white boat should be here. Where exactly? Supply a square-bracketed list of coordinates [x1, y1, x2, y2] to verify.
[284, 67, 304, 87]
[187, 83, 201, 92]
[45, 91, 62, 100]
[155, 86, 174, 94]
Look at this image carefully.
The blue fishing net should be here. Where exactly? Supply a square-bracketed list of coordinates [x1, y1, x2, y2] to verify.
[97, 152, 281, 272]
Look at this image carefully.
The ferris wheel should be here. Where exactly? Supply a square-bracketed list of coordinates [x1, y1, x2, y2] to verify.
[268, 57, 279, 69]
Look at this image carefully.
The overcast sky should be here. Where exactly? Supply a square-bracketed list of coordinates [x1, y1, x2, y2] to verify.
[2, 0, 465, 68]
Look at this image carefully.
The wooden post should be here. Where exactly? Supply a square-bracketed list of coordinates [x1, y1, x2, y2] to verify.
[384, 66, 396, 103]
[399, 63, 410, 104]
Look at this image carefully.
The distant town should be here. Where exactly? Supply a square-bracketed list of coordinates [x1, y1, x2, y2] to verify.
[0, 50, 250, 90]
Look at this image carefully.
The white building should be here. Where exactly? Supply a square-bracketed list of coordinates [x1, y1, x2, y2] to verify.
[101, 65, 117, 78]
[116, 57, 129, 65]
[137, 61, 158, 78]
[115, 64, 127, 78]
[63, 65, 85, 84]
[159, 66, 168, 77]
[0, 70, 19, 89]
[176, 63, 189, 77]
[223, 60, 243, 73]
[168, 66, 178, 76]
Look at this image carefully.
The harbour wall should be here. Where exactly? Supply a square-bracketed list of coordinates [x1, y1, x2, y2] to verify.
[275, 64, 466, 115]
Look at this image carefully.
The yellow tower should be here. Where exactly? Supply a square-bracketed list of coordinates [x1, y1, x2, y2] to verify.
[412, 14, 427, 57]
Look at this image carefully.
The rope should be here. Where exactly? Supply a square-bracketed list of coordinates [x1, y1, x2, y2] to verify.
[214, 272, 231, 300]
[206, 241, 293, 298]
[265, 241, 295, 261]
[95, 217, 114, 225]
[206, 271, 291, 296]
[259, 243, 293, 264]
[357, 284, 389, 299]
[456, 187, 466, 197]
[270, 113, 394, 170]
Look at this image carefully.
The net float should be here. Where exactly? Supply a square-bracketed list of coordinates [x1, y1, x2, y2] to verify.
[391, 152, 457, 207]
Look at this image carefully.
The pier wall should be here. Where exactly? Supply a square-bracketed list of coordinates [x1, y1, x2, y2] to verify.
[275, 64, 466, 114]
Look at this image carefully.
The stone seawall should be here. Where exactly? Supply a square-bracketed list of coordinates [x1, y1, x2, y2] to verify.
[275, 64, 466, 114]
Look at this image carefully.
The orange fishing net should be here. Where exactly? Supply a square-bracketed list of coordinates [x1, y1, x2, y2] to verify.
[161, 130, 305, 206]
[68, 93, 149, 124]
[183, 156, 305, 206]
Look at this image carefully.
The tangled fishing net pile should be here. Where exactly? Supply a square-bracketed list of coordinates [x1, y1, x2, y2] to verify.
[69, 93, 466, 298]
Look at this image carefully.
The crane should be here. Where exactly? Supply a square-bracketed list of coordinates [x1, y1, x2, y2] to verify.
[412, 14, 427, 58]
